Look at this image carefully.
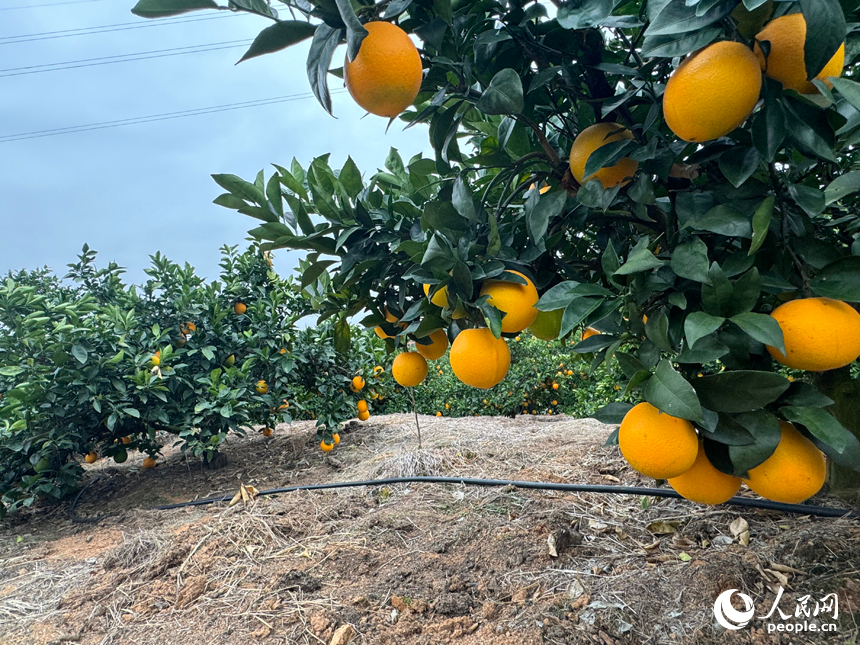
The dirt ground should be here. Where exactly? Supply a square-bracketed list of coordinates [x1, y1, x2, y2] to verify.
[1, 413, 858, 645]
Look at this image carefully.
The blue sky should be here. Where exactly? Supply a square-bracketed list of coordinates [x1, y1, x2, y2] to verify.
[0, 0, 430, 284]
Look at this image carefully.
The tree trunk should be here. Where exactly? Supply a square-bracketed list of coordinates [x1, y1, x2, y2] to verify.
[814, 367, 860, 502]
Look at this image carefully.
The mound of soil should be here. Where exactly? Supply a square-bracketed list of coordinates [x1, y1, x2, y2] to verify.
[0, 414, 858, 644]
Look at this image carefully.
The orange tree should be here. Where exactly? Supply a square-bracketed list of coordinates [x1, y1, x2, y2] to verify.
[0, 244, 314, 515]
[134, 0, 860, 501]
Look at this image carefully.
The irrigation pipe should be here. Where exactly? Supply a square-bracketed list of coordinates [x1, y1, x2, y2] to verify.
[147, 476, 860, 519]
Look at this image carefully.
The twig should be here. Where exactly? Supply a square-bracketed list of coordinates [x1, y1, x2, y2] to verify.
[408, 387, 422, 449]
[68, 476, 119, 524]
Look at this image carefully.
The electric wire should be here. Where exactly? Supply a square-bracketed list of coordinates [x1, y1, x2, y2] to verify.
[0, 39, 253, 78]
[147, 476, 860, 519]
[1, 0, 108, 10]
[0, 13, 240, 45]
[0, 90, 348, 143]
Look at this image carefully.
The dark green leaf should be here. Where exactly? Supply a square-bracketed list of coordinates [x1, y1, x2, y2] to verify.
[727, 410, 782, 475]
[339, 157, 363, 199]
[557, 0, 614, 29]
[582, 139, 638, 181]
[307, 24, 342, 115]
[676, 335, 730, 363]
[644, 310, 672, 352]
[614, 247, 664, 276]
[301, 260, 335, 288]
[686, 205, 752, 238]
[810, 256, 860, 301]
[701, 262, 733, 317]
[132, 0, 217, 17]
[752, 81, 786, 162]
[748, 195, 774, 255]
[452, 176, 476, 221]
[642, 359, 703, 422]
[334, 0, 368, 61]
[730, 312, 784, 353]
[536, 281, 580, 311]
[705, 413, 756, 446]
[693, 371, 791, 413]
[475, 69, 524, 115]
[671, 237, 711, 284]
[589, 401, 634, 425]
[647, 0, 735, 36]
[238, 21, 317, 63]
[559, 298, 602, 338]
[781, 382, 834, 408]
[798, 0, 846, 81]
[212, 173, 264, 204]
[334, 316, 351, 353]
[71, 344, 88, 365]
[640, 26, 720, 58]
[831, 77, 860, 112]
[526, 190, 566, 243]
[824, 171, 860, 205]
[730, 267, 761, 315]
[780, 406, 847, 452]
[719, 146, 760, 188]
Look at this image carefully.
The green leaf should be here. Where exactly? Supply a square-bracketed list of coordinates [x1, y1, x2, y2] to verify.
[614, 247, 664, 276]
[476, 69, 524, 115]
[526, 190, 566, 243]
[671, 237, 711, 284]
[685, 205, 752, 238]
[748, 195, 774, 256]
[807, 425, 860, 473]
[824, 171, 860, 205]
[557, 0, 613, 29]
[478, 299, 503, 338]
[719, 146, 760, 188]
[582, 139, 638, 181]
[730, 312, 784, 354]
[752, 81, 786, 162]
[701, 262, 733, 317]
[559, 298, 602, 339]
[421, 235, 454, 271]
[339, 157, 363, 199]
[616, 351, 646, 379]
[307, 24, 342, 116]
[730, 267, 761, 315]
[705, 413, 756, 446]
[642, 359, 703, 422]
[647, 0, 736, 36]
[780, 406, 847, 452]
[589, 402, 634, 424]
[644, 310, 672, 352]
[727, 410, 782, 475]
[536, 281, 580, 311]
[334, 316, 351, 353]
[131, 0, 217, 18]
[640, 26, 720, 58]
[798, 0, 846, 81]
[237, 21, 317, 63]
[676, 335, 730, 363]
[831, 77, 860, 113]
[71, 344, 88, 365]
[810, 256, 860, 302]
[693, 371, 790, 413]
[301, 260, 335, 288]
[212, 173, 264, 205]
[334, 0, 368, 62]
[781, 382, 834, 408]
[784, 102, 838, 162]
[0, 366, 24, 376]
[452, 176, 476, 221]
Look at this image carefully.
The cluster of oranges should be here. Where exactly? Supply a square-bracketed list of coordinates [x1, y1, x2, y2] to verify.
[573, 13, 845, 189]
[619, 297, 860, 505]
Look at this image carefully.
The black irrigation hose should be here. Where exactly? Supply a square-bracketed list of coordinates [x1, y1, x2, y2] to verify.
[148, 476, 860, 519]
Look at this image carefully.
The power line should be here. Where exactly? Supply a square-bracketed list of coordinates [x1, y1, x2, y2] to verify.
[0, 0, 108, 10]
[0, 39, 253, 78]
[0, 13, 241, 45]
[0, 90, 347, 143]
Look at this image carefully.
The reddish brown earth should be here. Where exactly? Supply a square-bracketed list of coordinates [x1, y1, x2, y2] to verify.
[0, 414, 858, 645]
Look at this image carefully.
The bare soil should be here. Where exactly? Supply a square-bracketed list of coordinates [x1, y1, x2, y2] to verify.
[1, 414, 858, 645]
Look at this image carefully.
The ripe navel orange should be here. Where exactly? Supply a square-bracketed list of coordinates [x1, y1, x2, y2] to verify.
[358, 410, 370, 421]
[569, 122, 638, 188]
[745, 420, 826, 503]
[619, 402, 699, 479]
[479, 271, 539, 333]
[766, 297, 860, 371]
[357, 400, 368, 413]
[663, 41, 762, 142]
[581, 327, 600, 341]
[85, 452, 98, 464]
[423, 283, 449, 308]
[392, 351, 428, 387]
[234, 302, 247, 315]
[754, 13, 844, 94]
[352, 376, 366, 391]
[344, 22, 423, 118]
[668, 443, 742, 505]
[449, 328, 511, 389]
[143, 457, 157, 469]
[415, 329, 449, 361]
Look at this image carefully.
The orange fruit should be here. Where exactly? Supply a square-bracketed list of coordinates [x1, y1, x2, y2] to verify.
[449, 328, 511, 389]
[581, 327, 600, 341]
[668, 443, 742, 505]
[619, 402, 699, 479]
[392, 351, 428, 387]
[142, 457, 157, 469]
[766, 297, 860, 371]
[423, 283, 449, 308]
[374, 326, 392, 339]
[255, 380, 268, 394]
[84, 452, 98, 464]
[745, 421, 826, 503]
[344, 21, 423, 118]
[436, 411, 442, 417]
[320, 440, 334, 452]
[529, 309, 563, 341]
[358, 410, 370, 421]
[569, 122, 639, 188]
[262, 427, 273, 437]
[151, 355, 160, 366]
[415, 329, 449, 361]
[121, 436, 132, 445]
[234, 302, 247, 315]
[357, 400, 368, 413]
[552, 400, 558, 406]
[663, 41, 762, 142]
[754, 13, 844, 94]
[479, 270, 539, 333]
[552, 382, 559, 390]
[352, 376, 366, 391]
[332, 433, 341, 445]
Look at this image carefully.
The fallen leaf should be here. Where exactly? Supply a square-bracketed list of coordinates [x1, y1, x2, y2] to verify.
[646, 520, 680, 535]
